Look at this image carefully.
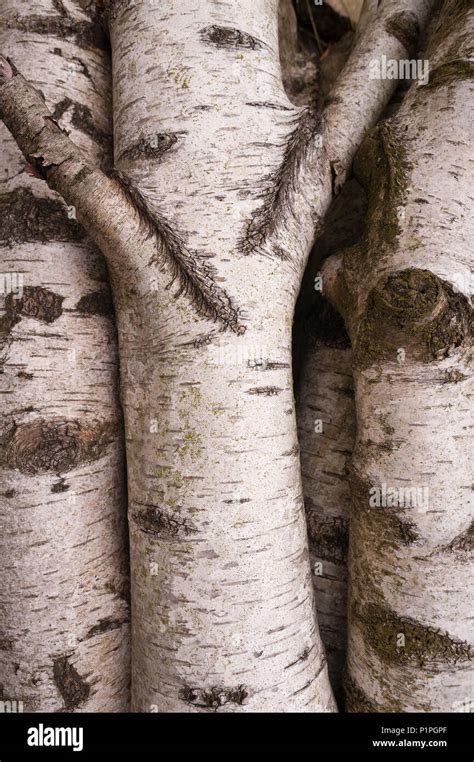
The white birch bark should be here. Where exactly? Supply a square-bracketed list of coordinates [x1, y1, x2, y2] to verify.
[0, 0, 435, 712]
[323, 0, 474, 711]
[0, 0, 129, 712]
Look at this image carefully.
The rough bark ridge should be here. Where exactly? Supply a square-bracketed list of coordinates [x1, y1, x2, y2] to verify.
[0, 0, 129, 712]
[323, 0, 473, 712]
[0, 0, 435, 712]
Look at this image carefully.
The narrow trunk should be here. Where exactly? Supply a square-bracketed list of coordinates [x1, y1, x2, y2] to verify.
[295, 179, 366, 701]
[323, 0, 473, 711]
[0, 0, 129, 712]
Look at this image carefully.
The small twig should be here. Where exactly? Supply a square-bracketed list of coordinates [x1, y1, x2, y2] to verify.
[305, 0, 324, 55]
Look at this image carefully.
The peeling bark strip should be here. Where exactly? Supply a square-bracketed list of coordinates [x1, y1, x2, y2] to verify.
[200, 25, 263, 50]
[53, 656, 90, 711]
[0, 188, 85, 245]
[2, 0, 107, 50]
[113, 172, 244, 334]
[238, 107, 321, 257]
[385, 10, 421, 54]
[0, 418, 118, 474]
[355, 603, 473, 667]
[131, 506, 197, 538]
[179, 684, 248, 710]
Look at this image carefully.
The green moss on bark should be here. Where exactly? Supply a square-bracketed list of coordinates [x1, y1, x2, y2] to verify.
[353, 269, 472, 369]
[354, 602, 473, 667]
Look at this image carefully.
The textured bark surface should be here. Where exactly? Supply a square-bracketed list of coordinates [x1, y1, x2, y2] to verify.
[0, 0, 129, 712]
[323, 0, 474, 712]
[295, 179, 366, 702]
[0, 0, 437, 713]
[107, 0, 335, 713]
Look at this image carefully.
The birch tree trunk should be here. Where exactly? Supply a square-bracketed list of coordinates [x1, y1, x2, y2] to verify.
[0, 0, 129, 712]
[323, 0, 473, 712]
[295, 179, 365, 702]
[0, 0, 435, 712]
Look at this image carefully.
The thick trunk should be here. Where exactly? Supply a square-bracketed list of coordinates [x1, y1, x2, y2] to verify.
[0, 0, 129, 712]
[109, 0, 334, 713]
[324, 0, 473, 712]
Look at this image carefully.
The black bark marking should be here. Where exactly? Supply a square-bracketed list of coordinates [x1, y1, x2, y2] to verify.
[246, 386, 282, 396]
[84, 616, 129, 640]
[0, 188, 86, 245]
[112, 171, 245, 334]
[4, 1, 107, 50]
[245, 101, 293, 111]
[441, 520, 474, 554]
[6, 287, 64, 324]
[17, 371, 34, 380]
[51, 477, 69, 493]
[285, 647, 310, 669]
[0, 418, 118, 475]
[306, 507, 349, 564]
[51, 48, 94, 85]
[51, 97, 111, 156]
[200, 25, 263, 50]
[385, 11, 420, 55]
[100, 0, 135, 25]
[248, 359, 290, 370]
[180, 684, 248, 711]
[76, 290, 113, 316]
[238, 108, 321, 257]
[117, 133, 181, 163]
[53, 656, 90, 711]
[355, 603, 473, 668]
[442, 367, 466, 383]
[132, 506, 197, 538]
